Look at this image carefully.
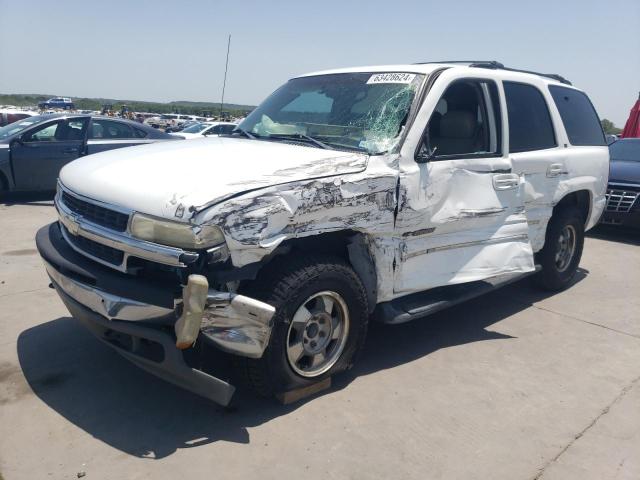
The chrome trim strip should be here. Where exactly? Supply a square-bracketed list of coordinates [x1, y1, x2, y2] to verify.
[56, 183, 194, 271]
[608, 182, 640, 188]
[86, 139, 155, 145]
[44, 260, 174, 321]
[404, 234, 530, 260]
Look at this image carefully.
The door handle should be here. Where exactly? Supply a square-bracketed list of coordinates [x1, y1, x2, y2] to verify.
[63, 147, 79, 154]
[546, 163, 566, 177]
[493, 173, 520, 191]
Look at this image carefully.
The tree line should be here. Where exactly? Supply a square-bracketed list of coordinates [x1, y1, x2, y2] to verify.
[0, 94, 254, 117]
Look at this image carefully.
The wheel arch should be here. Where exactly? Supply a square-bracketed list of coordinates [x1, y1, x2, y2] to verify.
[553, 189, 592, 227]
[251, 230, 379, 313]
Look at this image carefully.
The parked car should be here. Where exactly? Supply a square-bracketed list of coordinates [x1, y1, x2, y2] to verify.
[38, 97, 75, 110]
[36, 62, 608, 406]
[0, 114, 179, 192]
[165, 120, 200, 133]
[605, 134, 619, 145]
[145, 114, 195, 130]
[0, 109, 39, 127]
[170, 121, 237, 138]
[600, 138, 640, 228]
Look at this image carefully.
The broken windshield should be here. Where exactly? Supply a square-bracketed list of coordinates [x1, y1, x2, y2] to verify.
[238, 72, 424, 154]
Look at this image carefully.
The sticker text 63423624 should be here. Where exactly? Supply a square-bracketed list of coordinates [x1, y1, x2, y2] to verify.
[366, 73, 416, 85]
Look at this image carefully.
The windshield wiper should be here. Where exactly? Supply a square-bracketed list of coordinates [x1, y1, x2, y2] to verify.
[230, 127, 256, 139]
[268, 133, 334, 150]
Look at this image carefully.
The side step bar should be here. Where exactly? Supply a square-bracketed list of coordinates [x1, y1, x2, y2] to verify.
[375, 268, 539, 325]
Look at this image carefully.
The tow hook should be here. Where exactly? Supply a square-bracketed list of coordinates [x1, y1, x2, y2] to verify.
[175, 274, 209, 349]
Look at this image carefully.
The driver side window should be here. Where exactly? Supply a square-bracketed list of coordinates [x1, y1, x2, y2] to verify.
[24, 121, 62, 142]
[418, 79, 502, 160]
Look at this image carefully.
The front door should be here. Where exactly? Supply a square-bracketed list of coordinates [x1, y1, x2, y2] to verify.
[394, 73, 535, 295]
[11, 118, 88, 190]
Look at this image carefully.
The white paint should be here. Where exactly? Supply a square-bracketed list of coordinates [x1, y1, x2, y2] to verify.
[59, 136, 368, 219]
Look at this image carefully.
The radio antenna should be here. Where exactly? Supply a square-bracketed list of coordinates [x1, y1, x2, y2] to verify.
[219, 34, 231, 119]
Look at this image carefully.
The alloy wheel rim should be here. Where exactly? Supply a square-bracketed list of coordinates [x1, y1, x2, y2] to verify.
[286, 291, 350, 378]
[555, 224, 577, 272]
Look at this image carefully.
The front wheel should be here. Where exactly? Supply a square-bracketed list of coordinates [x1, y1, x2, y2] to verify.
[234, 254, 369, 398]
[534, 207, 585, 291]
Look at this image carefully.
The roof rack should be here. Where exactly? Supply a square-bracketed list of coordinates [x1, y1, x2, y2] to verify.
[414, 60, 572, 85]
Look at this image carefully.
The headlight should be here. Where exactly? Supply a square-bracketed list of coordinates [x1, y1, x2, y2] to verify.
[130, 213, 225, 249]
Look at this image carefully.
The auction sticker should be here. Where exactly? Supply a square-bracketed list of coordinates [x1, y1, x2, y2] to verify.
[367, 73, 416, 84]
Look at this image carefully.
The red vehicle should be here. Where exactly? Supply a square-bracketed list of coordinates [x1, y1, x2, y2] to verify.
[0, 109, 37, 127]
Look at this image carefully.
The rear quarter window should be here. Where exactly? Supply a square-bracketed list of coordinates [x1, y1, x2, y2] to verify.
[504, 82, 556, 153]
[549, 86, 605, 146]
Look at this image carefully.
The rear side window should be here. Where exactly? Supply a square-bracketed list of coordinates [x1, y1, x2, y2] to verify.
[504, 82, 556, 153]
[90, 119, 134, 139]
[549, 86, 605, 146]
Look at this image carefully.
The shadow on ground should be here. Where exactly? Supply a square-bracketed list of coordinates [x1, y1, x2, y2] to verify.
[16, 271, 587, 459]
[0, 191, 55, 207]
[587, 224, 640, 246]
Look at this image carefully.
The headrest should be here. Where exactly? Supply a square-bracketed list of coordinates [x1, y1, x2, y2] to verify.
[439, 111, 476, 139]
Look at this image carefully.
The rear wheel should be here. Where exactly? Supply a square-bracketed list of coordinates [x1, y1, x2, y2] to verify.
[535, 207, 584, 291]
[234, 254, 369, 398]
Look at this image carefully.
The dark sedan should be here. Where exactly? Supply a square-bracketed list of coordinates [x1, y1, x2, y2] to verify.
[0, 114, 179, 192]
[600, 138, 640, 228]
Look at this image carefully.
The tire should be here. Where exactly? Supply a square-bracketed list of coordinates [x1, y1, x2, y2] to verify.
[534, 206, 584, 291]
[234, 253, 369, 398]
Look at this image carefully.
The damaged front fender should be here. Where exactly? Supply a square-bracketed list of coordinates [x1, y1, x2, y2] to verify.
[196, 156, 400, 269]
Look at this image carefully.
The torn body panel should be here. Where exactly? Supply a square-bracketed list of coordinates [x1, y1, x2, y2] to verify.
[197, 155, 399, 271]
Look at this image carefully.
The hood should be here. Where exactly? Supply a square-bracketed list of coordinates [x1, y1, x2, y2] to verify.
[609, 159, 640, 185]
[59, 136, 368, 219]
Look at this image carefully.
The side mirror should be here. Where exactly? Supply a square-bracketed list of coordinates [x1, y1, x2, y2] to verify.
[415, 145, 438, 164]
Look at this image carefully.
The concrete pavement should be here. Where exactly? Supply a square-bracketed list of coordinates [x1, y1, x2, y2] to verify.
[0, 194, 639, 480]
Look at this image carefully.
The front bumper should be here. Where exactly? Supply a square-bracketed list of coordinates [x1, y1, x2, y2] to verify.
[599, 209, 640, 229]
[57, 287, 236, 405]
[36, 222, 274, 405]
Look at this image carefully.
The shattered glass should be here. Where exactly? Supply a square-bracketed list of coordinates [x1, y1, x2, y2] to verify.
[239, 73, 424, 155]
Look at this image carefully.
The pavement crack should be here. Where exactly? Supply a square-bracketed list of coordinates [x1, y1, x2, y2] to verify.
[0, 286, 50, 299]
[531, 375, 640, 480]
[529, 303, 640, 340]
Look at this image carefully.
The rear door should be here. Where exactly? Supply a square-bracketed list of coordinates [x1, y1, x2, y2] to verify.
[11, 117, 88, 190]
[86, 118, 154, 154]
[503, 81, 565, 252]
[394, 71, 534, 295]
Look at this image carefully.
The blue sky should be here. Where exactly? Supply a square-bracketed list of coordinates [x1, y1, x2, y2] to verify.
[1, 0, 638, 125]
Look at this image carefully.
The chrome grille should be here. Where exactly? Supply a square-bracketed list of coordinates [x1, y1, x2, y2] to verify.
[62, 225, 125, 265]
[605, 187, 640, 213]
[61, 191, 129, 232]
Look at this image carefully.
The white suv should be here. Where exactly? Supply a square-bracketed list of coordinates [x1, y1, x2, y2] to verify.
[37, 61, 608, 405]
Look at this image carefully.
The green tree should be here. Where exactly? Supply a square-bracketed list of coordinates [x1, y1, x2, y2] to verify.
[601, 119, 622, 135]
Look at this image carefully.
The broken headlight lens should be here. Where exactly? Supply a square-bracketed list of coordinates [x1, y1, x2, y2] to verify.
[130, 214, 225, 250]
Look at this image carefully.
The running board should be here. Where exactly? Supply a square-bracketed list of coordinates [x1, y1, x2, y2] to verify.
[375, 268, 540, 325]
